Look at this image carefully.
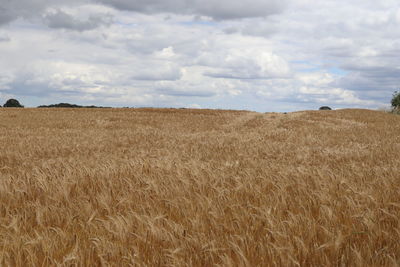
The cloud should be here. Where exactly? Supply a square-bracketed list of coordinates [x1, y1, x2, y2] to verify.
[0, 0, 399, 111]
[43, 9, 113, 31]
[129, 62, 183, 81]
[0, 0, 112, 28]
[96, 0, 286, 20]
[0, 0, 287, 27]
[0, 0, 72, 25]
[203, 50, 291, 80]
[155, 87, 216, 98]
[0, 35, 10, 42]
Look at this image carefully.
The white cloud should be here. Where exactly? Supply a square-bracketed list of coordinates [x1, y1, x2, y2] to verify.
[203, 48, 291, 80]
[0, 0, 399, 111]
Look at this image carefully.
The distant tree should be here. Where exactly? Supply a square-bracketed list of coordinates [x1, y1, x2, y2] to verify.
[319, 106, 332, 110]
[391, 91, 400, 111]
[38, 103, 82, 108]
[3, 99, 24, 108]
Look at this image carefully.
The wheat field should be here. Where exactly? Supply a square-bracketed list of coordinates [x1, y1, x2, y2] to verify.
[0, 108, 399, 266]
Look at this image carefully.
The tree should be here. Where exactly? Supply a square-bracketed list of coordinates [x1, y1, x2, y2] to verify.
[3, 99, 24, 108]
[319, 106, 332, 110]
[391, 91, 400, 111]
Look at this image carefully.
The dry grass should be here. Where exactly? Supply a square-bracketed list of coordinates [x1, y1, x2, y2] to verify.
[0, 108, 399, 266]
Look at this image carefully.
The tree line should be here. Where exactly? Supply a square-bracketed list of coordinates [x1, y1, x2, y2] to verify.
[0, 99, 105, 108]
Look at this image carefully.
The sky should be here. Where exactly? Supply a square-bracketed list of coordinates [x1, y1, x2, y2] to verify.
[0, 0, 399, 111]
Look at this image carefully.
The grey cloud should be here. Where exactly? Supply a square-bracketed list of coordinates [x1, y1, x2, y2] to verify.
[44, 10, 113, 31]
[3, 70, 111, 99]
[0, 0, 55, 25]
[156, 88, 215, 97]
[330, 46, 400, 94]
[0, 74, 12, 90]
[4, 74, 58, 97]
[0, 0, 103, 26]
[230, 23, 277, 36]
[0, 7, 15, 25]
[97, 0, 286, 20]
[205, 71, 281, 80]
[0, 35, 10, 42]
[335, 69, 400, 92]
[130, 67, 183, 81]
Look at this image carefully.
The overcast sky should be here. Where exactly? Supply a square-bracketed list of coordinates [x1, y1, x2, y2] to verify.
[0, 0, 399, 111]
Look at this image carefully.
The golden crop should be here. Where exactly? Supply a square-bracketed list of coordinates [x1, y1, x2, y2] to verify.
[0, 108, 399, 266]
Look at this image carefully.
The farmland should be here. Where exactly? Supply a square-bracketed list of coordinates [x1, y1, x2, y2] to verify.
[0, 108, 399, 266]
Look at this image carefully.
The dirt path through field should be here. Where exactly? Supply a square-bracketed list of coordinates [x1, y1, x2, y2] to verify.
[221, 111, 261, 130]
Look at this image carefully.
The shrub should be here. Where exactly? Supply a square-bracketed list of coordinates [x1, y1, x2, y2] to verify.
[391, 91, 400, 112]
[3, 99, 24, 108]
